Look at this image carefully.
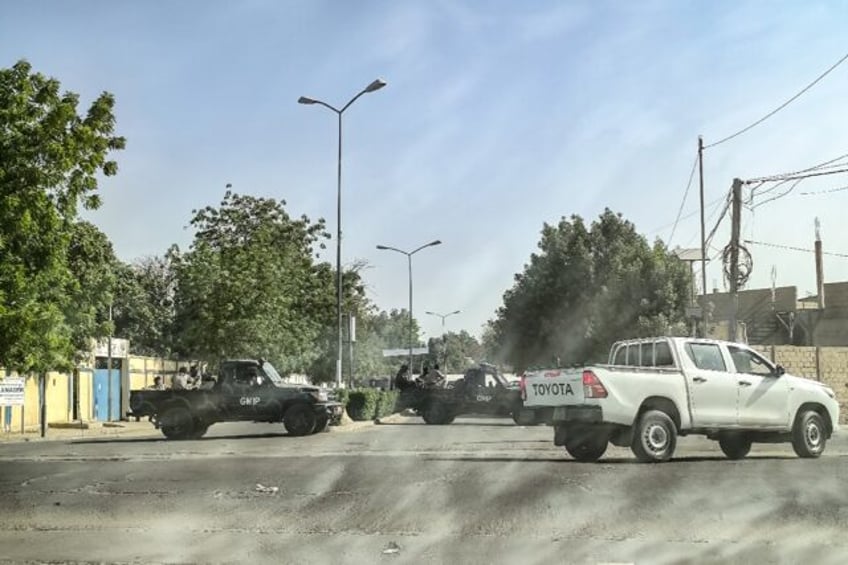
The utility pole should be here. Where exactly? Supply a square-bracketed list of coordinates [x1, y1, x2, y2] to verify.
[815, 218, 826, 310]
[698, 136, 707, 337]
[728, 178, 743, 342]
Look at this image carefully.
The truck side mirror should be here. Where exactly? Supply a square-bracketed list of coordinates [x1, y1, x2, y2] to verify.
[775, 365, 785, 377]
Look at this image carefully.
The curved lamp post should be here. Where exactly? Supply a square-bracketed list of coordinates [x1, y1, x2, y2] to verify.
[299, 78, 386, 387]
[376, 240, 442, 375]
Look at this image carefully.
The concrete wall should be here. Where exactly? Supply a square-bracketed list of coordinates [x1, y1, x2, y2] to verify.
[1, 354, 191, 434]
[753, 345, 848, 422]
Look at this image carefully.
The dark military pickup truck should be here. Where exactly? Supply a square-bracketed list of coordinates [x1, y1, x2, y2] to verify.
[129, 359, 343, 439]
[397, 363, 544, 425]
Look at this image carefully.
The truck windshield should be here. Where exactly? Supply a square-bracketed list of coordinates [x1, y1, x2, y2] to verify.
[261, 361, 285, 384]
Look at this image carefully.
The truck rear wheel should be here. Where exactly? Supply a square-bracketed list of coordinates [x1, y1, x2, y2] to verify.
[792, 410, 827, 458]
[160, 406, 194, 440]
[718, 434, 752, 459]
[422, 403, 453, 425]
[631, 410, 677, 463]
[564, 429, 608, 462]
[284, 404, 317, 436]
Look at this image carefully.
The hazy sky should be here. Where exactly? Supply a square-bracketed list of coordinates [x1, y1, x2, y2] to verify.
[2, 1, 847, 342]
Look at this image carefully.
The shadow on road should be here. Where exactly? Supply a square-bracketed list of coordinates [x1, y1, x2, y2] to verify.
[426, 454, 798, 464]
[377, 421, 518, 427]
[70, 431, 298, 445]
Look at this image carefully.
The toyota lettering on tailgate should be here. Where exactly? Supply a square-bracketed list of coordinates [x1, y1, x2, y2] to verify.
[531, 382, 575, 396]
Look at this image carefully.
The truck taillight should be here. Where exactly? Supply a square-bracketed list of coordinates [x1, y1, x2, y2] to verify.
[519, 374, 526, 401]
[582, 370, 607, 398]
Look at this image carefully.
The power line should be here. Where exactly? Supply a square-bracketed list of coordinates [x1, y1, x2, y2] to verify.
[800, 184, 848, 196]
[684, 194, 728, 247]
[667, 152, 700, 246]
[704, 190, 733, 248]
[704, 50, 848, 149]
[648, 194, 727, 236]
[746, 166, 848, 185]
[745, 239, 848, 258]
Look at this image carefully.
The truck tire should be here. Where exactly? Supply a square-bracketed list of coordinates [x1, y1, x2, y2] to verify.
[190, 420, 210, 439]
[422, 403, 453, 425]
[313, 414, 330, 434]
[512, 409, 537, 426]
[284, 404, 317, 436]
[160, 406, 194, 440]
[564, 428, 608, 462]
[631, 410, 677, 463]
[792, 410, 827, 458]
[718, 434, 752, 460]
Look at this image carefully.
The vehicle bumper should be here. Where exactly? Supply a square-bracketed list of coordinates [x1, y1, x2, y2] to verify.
[551, 405, 603, 423]
[317, 402, 344, 425]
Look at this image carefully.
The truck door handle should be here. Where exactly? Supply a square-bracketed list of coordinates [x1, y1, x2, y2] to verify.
[738, 380, 752, 386]
[693, 377, 707, 383]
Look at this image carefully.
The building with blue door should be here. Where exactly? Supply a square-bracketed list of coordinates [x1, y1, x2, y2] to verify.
[91, 338, 129, 422]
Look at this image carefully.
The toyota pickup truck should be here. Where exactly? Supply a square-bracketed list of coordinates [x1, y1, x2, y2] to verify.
[129, 359, 343, 439]
[522, 337, 839, 463]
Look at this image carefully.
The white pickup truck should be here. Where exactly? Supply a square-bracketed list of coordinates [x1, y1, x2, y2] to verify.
[522, 337, 839, 463]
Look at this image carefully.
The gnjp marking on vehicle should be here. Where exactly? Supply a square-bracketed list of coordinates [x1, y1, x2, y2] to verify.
[476, 394, 493, 402]
[240, 396, 261, 406]
[531, 382, 574, 396]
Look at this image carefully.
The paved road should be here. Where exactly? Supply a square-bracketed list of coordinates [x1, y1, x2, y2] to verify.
[2, 416, 848, 564]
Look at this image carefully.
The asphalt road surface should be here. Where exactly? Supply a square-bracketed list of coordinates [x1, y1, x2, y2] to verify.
[2, 416, 848, 565]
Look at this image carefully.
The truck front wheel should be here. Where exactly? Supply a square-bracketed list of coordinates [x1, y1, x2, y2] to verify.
[631, 410, 677, 463]
[792, 410, 827, 458]
[160, 406, 194, 440]
[284, 404, 317, 436]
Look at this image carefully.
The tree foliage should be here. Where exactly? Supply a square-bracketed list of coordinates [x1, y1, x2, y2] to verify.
[169, 191, 332, 372]
[112, 255, 176, 357]
[489, 209, 690, 371]
[427, 330, 483, 373]
[0, 60, 124, 372]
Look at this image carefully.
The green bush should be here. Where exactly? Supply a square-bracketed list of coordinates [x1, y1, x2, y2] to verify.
[332, 388, 350, 408]
[376, 390, 399, 418]
[345, 389, 380, 421]
[339, 388, 400, 421]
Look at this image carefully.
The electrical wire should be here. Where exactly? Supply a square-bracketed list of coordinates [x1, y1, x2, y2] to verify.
[799, 184, 848, 196]
[667, 153, 700, 246]
[745, 239, 848, 258]
[648, 194, 727, 236]
[746, 166, 848, 185]
[704, 51, 848, 149]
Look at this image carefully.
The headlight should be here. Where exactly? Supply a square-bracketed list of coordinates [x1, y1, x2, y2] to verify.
[312, 390, 329, 402]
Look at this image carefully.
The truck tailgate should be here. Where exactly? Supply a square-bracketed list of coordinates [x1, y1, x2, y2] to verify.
[523, 370, 584, 406]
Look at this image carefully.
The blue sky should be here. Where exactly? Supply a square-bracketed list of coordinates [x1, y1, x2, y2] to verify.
[2, 1, 848, 342]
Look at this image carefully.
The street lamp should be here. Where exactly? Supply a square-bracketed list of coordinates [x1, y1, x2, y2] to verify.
[425, 310, 461, 372]
[376, 240, 442, 376]
[299, 78, 387, 387]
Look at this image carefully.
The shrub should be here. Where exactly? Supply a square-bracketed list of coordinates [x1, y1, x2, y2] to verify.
[376, 390, 399, 418]
[345, 389, 380, 421]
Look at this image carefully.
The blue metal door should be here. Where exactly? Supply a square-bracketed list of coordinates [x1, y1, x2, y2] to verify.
[94, 369, 121, 421]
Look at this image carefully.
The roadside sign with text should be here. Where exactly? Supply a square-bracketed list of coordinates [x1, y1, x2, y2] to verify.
[0, 378, 25, 406]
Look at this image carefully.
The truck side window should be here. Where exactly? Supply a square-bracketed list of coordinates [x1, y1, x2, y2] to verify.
[640, 343, 654, 367]
[685, 343, 727, 372]
[625, 345, 638, 366]
[654, 341, 675, 367]
[727, 346, 773, 376]
[613, 346, 627, 365]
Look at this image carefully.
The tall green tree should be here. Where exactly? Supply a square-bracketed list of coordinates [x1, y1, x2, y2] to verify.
[169, 191, 331, 372]
[112, 255, 176, 357]
[0, 60, 125, 372]
[427, 330, 483, 373]
[491, 209, 690, 371]
[65, 221, 119, 362]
